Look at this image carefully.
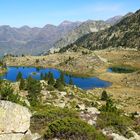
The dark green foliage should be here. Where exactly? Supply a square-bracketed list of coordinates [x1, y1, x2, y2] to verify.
[48, 72, 55, 86]
[54, 72, 66, 91]
[40, 73, 44, 80]
[19, 78, 25, 90]
[26, 76, 42, 106]
[36, 59, 39, 63]
[98, 98, 134, 138]
[30, 105, 79, 134]
[100, 99, 118, 113]
[110, 67, 136, 73]
[97, 112, 133, 138]
[44, 117, 107, 140]
[59, 72, 65, 85]
[69, 77, 73, 85]
[0, 81, 21, 104]
[44, 73, 49, 81]
[54, 78, 64, 91]
[16, 72, 23, 81]
[0, 60, 6, 68]
[0, 81, 14, 100]
[101, 90, 108, 101]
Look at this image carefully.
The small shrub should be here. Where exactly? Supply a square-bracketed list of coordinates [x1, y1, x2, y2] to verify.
[44, 117, 107, 140]
[16, 72, 23, 81]
[97, 112, 133, 138]
[101, 90, 108, 101]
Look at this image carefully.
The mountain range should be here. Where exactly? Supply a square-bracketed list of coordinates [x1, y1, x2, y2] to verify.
[0, 12, 134, 56]
[0, 21, 82, 56]
[59, 10, 140, 52]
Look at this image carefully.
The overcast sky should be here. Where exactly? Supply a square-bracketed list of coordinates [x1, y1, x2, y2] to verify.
[0, 0, 140, 27]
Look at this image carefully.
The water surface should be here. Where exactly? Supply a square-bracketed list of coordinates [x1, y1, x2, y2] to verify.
[1, 66, 111, 90]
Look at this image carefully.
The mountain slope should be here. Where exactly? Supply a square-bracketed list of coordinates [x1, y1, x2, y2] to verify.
[60, 9, 140, 52]
[105, 15, 123, 25]
[0, 21, 81, 56]
[53, 20, 110, 50]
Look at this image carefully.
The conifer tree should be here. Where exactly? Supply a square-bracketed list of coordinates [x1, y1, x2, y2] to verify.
[59, 72, 65, 85]
[69, 77, 73, 85]
[48, 72, 55, 85]
[16, 72, 23, 81]
[19, 78, 25, 90]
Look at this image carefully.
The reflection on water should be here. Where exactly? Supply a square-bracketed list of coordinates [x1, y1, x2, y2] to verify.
[1, 66, 111, 90]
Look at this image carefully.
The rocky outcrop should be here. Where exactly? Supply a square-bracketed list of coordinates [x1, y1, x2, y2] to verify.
[0, 100, 40, 140]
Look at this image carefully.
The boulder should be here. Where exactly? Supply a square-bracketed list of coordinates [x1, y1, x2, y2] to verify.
[0, 100, 31, 134]
[0, 133, 24, 140]
[86, 107, 100, 114]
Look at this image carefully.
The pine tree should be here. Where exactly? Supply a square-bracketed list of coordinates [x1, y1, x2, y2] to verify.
[59, 72, 65, 85]
[16, 72, 23, 81]
[69, 77, 73, 85]
[40, 73, 44, 80]
[19, 78, 25, 90]
[44, 73, 49, 81]
[26, 76, 42, 106]
[101, 90, 108, 101]
[48, 72, 55, 85]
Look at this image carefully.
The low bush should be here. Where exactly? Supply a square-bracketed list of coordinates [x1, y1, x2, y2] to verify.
[44, 117, 107, 140]
[98, 98, 134, 138]
[30, 105, 79, 134]
[97, 112, 133, 138]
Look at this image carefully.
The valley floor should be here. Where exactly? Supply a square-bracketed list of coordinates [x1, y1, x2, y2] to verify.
[4, 49, 140, 112]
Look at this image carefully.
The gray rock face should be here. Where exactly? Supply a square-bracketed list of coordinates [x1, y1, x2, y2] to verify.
[0, 100, 31, 134]
[0, 100, 34, 140]
[53, 20, 110, 51]
[0, 133, 24, 140]
[0, 21, 81, 56]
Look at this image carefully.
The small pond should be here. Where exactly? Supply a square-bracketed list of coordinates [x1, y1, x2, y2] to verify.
[107, 67, 136, 73]
[0, 66, 112, 90]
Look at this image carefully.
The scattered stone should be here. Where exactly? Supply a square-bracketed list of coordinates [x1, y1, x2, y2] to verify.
[86, 107, 100, 115]
[59, 91, 67, 96]
[77, 104, 85, 110]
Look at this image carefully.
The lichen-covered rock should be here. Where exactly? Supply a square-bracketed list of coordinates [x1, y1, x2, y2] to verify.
[0, 100, 31, 134]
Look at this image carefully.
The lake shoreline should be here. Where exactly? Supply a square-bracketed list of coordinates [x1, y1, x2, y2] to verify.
[1, 66, 112, 90]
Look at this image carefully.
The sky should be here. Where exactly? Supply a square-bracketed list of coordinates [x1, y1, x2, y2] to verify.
[0, 0, 140, 27]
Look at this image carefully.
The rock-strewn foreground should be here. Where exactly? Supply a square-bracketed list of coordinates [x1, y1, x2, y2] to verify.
[0, 100, 40, 140]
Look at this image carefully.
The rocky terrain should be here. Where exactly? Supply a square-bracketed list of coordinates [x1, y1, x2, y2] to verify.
[4, 48, 140, 113]
[0, 100, 40, 140]
[59, 9, 140, 52]
[0, 6, 140, 140]
[0, 13, 126, 57]
[52, 20, 110, 52]
[0, 75, 140, 140]
[0, 21, 81, 56]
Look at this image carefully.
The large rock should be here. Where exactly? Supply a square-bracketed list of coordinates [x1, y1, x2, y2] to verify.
[0, 100, 31, 134]
[0, 134, 24, 140]
[0, 100, 41, 140]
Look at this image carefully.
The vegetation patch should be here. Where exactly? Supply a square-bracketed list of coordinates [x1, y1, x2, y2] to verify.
[97, 98, 134, 138]
[108, 66, 137, 73]
[44, 117, 107, 140]
[30, 105, 79, 134]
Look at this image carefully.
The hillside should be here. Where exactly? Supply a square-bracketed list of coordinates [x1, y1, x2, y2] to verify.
[53, 20, 110, 51]
[60, 9, 140, 52]
[0, 21, 81, 56]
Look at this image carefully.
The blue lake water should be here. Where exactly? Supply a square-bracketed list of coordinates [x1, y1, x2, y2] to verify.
[0, 66, 111, 90]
